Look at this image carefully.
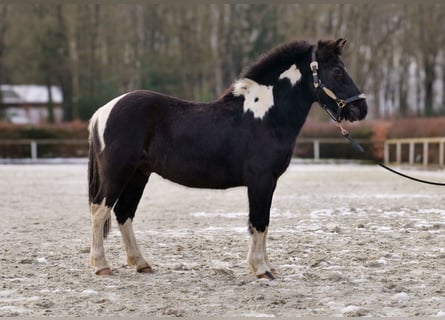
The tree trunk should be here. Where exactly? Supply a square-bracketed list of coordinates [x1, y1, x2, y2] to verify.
[0, 5, 8, 85]
[423, 59, 435, 116]
[55, 5, 74, 121]
[398, 55, 409, 117]
[0, 5, 8, 110]
[46, 82, 55, 123]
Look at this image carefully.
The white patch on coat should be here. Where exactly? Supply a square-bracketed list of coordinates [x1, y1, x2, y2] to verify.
[247, 226, 270, 276]
[279, 64, 301, 86]
[233, 78, 274, 119]
[88, 93, 129, 151]
[279, 64, 301, 85]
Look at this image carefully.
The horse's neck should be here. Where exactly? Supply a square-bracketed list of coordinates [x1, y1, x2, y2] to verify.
[270, 79, 314, 138]
[218, 74, 314, 138]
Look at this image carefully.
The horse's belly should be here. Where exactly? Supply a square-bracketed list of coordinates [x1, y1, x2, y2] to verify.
[163, 174, 241, 189]
[150, 153, 243, 189]
[155, 163, 243, 189]
[147, 125, 246, 189]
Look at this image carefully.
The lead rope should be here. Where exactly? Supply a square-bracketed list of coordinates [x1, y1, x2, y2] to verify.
[335, 121, 364, 153]
[332, 119, 445, 186]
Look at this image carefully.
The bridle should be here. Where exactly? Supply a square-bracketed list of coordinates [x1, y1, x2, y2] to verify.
[310, 48, 366, 122]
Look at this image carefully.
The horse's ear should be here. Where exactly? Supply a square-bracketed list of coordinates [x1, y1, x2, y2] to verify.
[334, 38, 347, 55]
[316, 40, 328, 60]
[317, 38, 346, 60]
[317, 38, 347, 60]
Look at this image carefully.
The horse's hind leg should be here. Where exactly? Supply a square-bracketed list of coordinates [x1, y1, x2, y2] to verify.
[90, 198, 114, 275]
[114, 170, 152, 273]
[90, 177, 127, 275]
[90, 149, 139, 275]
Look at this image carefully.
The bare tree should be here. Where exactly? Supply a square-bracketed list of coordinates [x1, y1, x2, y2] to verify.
[2, 4, 445, 121]
[0, 5, 8, 85]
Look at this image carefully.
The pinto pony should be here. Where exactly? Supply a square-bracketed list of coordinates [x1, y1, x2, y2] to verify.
[88, 38, 368, 279]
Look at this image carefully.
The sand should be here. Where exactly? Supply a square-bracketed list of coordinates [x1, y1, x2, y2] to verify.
[1, 163, 444, 317]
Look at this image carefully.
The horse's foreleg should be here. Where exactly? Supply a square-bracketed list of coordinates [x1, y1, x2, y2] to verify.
[248, 224, 274, 279]
[118, 219, 153, 273]
[262, 226, 274, 272]
[90, 198, 113, 275]
[247, 177, 277, 280]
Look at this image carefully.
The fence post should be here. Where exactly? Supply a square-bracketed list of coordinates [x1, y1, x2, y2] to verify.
[440, 141, 444, 167]
[396, 142, 402, 164]
[30, 140, 38, 160]
[409, 142, 414, 165]
[313, 140, 320, 161]
[423, 141, 428, 167]
[384, 141, 389, 164]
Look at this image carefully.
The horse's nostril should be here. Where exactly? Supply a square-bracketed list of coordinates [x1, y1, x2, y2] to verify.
[343, 104, 366, 122]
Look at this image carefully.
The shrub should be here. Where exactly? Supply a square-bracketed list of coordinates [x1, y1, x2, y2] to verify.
[0, 121, 89, 158]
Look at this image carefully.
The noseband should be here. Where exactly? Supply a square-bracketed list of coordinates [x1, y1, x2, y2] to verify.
[310, 49, 366, 122]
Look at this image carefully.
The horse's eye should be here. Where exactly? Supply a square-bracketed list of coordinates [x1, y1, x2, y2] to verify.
[333, 67, 344, 77]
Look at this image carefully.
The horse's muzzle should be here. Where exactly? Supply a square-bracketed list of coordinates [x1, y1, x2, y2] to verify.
[342, 99, 368, 122]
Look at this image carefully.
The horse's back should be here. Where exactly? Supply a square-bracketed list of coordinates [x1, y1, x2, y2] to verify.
[89, 90, 185, 151]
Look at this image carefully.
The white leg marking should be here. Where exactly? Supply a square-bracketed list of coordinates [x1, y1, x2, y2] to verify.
[233, 78, 274, 119]
[279, 64, 301, 86]
[88, 93, 129, 151]
[90, 199, 112, 273]
[248, 226, 270, 276]
[262, 227, 273, 270]
[118, 219, 151, 271]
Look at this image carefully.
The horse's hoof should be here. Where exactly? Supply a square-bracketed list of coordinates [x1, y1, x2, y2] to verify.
[257, 271, 275, 280]
[137, 265, 154, 273]
[95, 268, 113, 276]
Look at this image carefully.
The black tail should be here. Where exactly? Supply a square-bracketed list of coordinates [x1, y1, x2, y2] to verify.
[88, 141, 99, 204]
[88, 122, 111, 238]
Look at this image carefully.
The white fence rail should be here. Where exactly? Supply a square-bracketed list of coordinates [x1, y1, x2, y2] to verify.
[0, 139, 88, 160]
[384, 137, 445, 167]
[0, 138, 370, 162]
[2, 137, 441, 167]
[295, 137, 371, 161]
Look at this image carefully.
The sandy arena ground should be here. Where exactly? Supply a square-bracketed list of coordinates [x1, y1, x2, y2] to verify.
[0, 163, 444, 317]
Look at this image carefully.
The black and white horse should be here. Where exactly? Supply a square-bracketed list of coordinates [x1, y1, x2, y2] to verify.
[88, 38, 368, 279]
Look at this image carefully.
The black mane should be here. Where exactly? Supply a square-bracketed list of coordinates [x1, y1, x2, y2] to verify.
[240, 40, 313, 85]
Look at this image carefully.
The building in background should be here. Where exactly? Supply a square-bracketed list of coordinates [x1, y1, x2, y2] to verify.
[0, 85, 63, 124]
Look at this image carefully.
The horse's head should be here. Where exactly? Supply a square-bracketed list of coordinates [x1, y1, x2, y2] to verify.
[311, 38, 367, 122]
